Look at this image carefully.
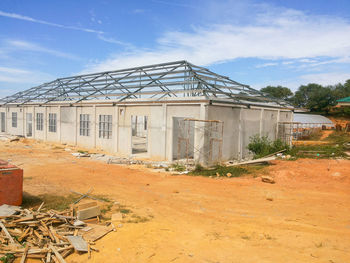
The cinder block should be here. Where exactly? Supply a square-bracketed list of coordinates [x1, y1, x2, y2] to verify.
[77, 206, 101, 220]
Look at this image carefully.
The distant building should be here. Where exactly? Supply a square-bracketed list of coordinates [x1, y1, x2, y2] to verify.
[336, 96, 350, 107]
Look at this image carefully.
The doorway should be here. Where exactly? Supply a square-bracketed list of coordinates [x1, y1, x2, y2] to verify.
[26, 113, 32, 137]
[131, 115, 148, 154]
[0, 112, 5, 132]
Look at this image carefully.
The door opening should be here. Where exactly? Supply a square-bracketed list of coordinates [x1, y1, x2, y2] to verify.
[26, 113, 32, 137]
[0, 112, 5, 132]
[131, 115, 148, 154]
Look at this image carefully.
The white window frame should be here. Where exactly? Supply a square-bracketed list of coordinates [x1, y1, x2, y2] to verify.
[79, 114, 90, 136]
[48, 113, 57, 133]
[12, 112, 17, 128]
[99, 115, 112, 139]
[36, 113, 43, 131]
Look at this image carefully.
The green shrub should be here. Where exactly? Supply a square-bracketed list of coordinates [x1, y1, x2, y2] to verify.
[247, 135, 289, 159]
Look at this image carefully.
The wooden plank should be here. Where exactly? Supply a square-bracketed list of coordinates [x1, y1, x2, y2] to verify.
[0, 221, 16, 244]
[49, 245, 66, 263]
[66, 236, 88, 252]
[20, 245, 29, 263]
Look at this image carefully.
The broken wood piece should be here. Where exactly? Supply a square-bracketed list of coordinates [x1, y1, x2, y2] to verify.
[20, 245, 29, 263]
[73, 188, 93, 204]
[49, 244, 67, 263]
[226, 156, 276, 167]
[66, 235, 88, 252]
[0, 221, 16, 244]
[83, 224, 114, 242]
[37, 202, 45, 212]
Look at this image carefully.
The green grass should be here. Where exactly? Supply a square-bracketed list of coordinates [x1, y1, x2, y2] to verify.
[0, 253, 15, 263]
[325, 130, 350, 144]
[287, 130, 350, 159]
[188, 164, 266, 178]
[22, 193, 79, 211]
[171, 163, 186, 172]
[287, 144, 347, 159]
[22, 193, 112, 211]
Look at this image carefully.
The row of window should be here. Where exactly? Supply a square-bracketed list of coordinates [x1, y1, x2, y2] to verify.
[11, 113, 113, 139]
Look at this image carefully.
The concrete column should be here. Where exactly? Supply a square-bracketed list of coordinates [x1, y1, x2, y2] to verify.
[44, 107, 47, 141]
[238, 108, 243, 160]
[162, 104, 167, 160]
[22, 107, 25, 136]
[115, 106, 119, 152]
[33, 106, 35, 138]
[58, 106, 61, 142]
[276, 109, 280, 140]
[93, 105, 97, 148]
[259, 108, 264, 136]
[194, 103, 208, 164]
[74, 107, 78, 146]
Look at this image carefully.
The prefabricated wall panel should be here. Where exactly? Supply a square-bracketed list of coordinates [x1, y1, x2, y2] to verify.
[0, 102, 292, 162]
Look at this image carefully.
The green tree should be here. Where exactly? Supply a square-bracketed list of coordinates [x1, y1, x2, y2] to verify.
[292, 83, 336, 112]
[260, 85, 293, 100]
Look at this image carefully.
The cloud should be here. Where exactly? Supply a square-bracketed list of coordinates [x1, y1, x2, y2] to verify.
[96, 35, 134, 49]
[82, 6, 350, 73]
[300, 72, 350, 86]
[255, 62, 278, 68]
[0, 10, 104, 34]
[0, 66, 53, 84]
[6, 40, 79, 60]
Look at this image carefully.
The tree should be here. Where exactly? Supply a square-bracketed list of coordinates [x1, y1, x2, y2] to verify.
[292, 83, 336, 112]
[260, 86, 293, 100]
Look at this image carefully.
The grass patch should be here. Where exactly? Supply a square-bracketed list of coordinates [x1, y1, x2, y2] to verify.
[0, 253, 15, 263]
[247, 135, 289, 159]
[299, 129, 323, 141]
[287, 144, 347, 159]
[171, 163, 186, 172]
[325, 130, 350, 144]
[119, 208, 132, 214]
[189, 164, 266, 178]
[126, 214, 150, 223]
[22, 193, 79, 211]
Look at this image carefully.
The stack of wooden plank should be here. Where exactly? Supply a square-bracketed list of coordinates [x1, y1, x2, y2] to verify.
[0, 203, 111, 262]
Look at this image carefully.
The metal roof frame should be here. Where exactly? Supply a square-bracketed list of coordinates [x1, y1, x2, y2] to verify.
[0, 60, 288, 106]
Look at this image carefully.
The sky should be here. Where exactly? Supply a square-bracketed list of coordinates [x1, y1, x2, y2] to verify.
[0, 0, 349, 98]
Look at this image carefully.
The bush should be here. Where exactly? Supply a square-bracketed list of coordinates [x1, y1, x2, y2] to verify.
[247, 135, 289, 159]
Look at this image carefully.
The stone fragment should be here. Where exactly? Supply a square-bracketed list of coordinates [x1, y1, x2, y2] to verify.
[261, 176, 275, 184]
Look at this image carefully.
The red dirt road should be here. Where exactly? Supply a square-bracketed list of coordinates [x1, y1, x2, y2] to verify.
[1, 139, 350, 263]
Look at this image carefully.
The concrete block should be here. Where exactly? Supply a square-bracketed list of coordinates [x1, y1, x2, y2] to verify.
[77, 206, 100, 220]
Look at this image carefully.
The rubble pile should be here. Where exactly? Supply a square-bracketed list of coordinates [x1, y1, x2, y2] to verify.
[0, 202, 114, 262]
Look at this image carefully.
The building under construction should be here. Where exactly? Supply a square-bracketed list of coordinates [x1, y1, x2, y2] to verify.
[0, 61, 293, 165]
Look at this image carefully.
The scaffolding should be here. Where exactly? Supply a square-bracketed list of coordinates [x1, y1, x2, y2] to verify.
[0, 60, 288, 107]
[176, 118, 224, 166]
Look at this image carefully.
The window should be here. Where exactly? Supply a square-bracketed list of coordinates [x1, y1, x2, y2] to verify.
[99, 115, 112, 139]
[12, 112, 17, 128]
[36, 113, 43, 131]
[80, 114, 90, 136]
[48, 113, 57, 132]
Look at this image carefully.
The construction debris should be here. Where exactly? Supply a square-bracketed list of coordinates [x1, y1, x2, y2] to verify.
[0, 203, 111, 262]
[261, 176, 275, 184]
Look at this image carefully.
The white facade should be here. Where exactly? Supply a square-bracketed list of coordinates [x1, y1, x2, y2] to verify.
[0, 98, 293, 163]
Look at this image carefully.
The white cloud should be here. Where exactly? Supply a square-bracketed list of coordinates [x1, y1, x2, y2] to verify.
[82, 7, 350, 73]
[0, 10, 103, 34]
[0, 66, 53, 84]
[300, 72, 350, 86]
[255, 62, 278, 68]
[6, 40, 79, 60]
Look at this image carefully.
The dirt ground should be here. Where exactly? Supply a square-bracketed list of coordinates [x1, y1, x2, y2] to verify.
[1, 139, 350, 263]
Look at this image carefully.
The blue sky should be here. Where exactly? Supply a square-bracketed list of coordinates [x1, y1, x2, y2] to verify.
[0, 0, 350, 98]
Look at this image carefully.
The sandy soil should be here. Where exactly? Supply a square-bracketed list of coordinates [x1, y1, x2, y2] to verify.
[1, 139, 350, 263]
